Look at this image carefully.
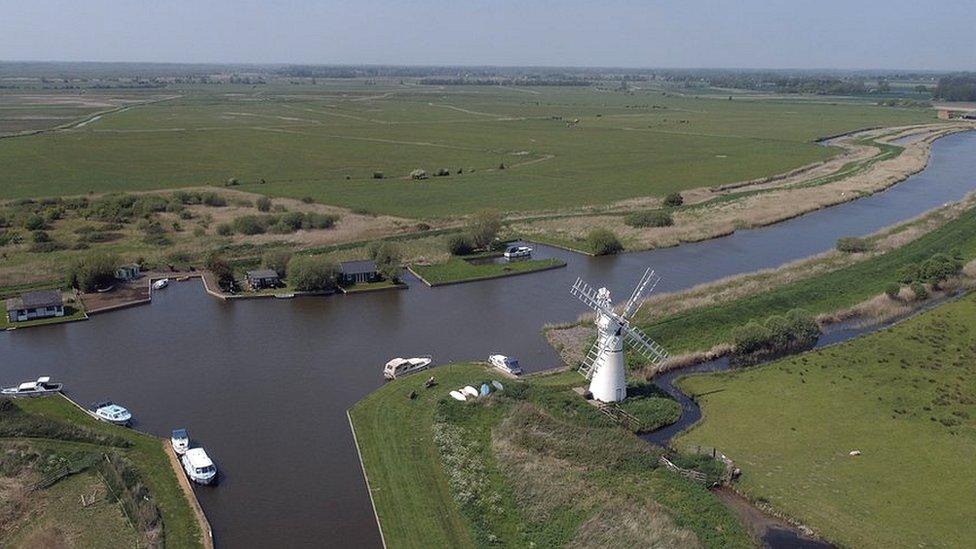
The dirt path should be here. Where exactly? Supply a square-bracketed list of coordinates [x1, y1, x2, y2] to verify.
[712, 487, 831, 548]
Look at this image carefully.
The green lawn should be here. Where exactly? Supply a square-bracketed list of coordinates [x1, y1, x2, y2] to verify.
[638, 205, 976, 354]
[0, 84, 937, 216]
[410, 256, 565, 286]
[350, 363, 752, 547]
[12, 395, 205, 548]
[1, 302, 87, 330]
[675, 292, 976, 548]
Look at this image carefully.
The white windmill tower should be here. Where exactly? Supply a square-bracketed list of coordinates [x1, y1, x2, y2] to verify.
[569, 268, 669, 402]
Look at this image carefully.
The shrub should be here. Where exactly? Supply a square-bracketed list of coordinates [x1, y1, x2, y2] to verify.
[447, 234, 475, 256]
[66, 253, 118, 291]
[262, 249, 293, 277]
[178, 210, 193, 220]
[733, 309, 819, 356]
[256, 196, 272, 212]
[836, 236, 871, 253]
[663, 192, 684, 207]
[205, 251, 236, 291]
[625, 210, 673, 228]
[31, 230, 51, 243]
[409, 169, 428, 180]
[287, 255, 338, 292]
[304, 212, 338, 230]
[225, 178, 239, 186]
[215, 223, 234, 236]
[301, 196, 315, 204]
[919, 253, 963, 287]
[367, 241, 403, 281]
[30, 241, 66, 253]
[731, 321, 771, 355]
[910, 281, 929, 300]
[233, 215, 266, 235]
[885, 283, 901, 300]
[202, 193, 227, 207]
[435, 168, 450, 177]
[24, 214, 46, 231]
[467, 209, 502, 250]
[372, 171, 384, 179]
[587, 228, 623, 255]
[416, 222, 431, 231]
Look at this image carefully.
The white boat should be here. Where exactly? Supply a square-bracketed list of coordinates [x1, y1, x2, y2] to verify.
[1, 376, 62, 397]
[383, 355, 433, 380]
[462, 386, 479, 398]
[491, 380, 504, 391]
[449, 390, 467, 401]
[171, 428, 189, 455]
[503, 245, 532, 259]
[488, 354, 522, 375]
[90, 401, 132, 426]
[152, 278, 169, 290]
[181, 447, 217, 485]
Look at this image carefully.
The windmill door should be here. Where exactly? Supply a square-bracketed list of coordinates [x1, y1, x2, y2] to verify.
[616, 387, 625, 401]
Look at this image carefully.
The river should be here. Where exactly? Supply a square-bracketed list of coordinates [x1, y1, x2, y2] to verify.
[3, 131, 976, 548]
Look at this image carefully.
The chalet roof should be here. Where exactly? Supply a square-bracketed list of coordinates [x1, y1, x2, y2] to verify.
[340, 260, 377, 275]
[246, 269, 280, 280]
[6, 290, 63, 311]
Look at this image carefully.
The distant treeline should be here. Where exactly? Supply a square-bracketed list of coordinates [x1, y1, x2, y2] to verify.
[934, 75, 976, 102]
[418, 78, 592, 87]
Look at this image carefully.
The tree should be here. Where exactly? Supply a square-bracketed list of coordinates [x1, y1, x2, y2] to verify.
[910, 281, 929, 300]
[262, 249, 293, 277]
[24, 214, 46, 231]
[919, 253, 962, 288]
[663, 192, 684, 208]
[256, 196, 272, 212]
[287, 255, 338, 292]
[205, 251, 236, 291]
[885, 283, 901, 300]
[625, 210, 673, 228]
[447, 234, 474, 256]
[731, 321, 771, 355]
[587, 228, 623, 255]
[467, 209, 502, 250]
[65, 253, 118, 292]
[368, 241, 403, 281]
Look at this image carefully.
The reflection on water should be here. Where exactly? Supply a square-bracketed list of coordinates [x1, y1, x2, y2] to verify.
[2, 131, 975, 548]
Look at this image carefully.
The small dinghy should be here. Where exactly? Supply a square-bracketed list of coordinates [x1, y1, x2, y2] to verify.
[152, 278, 169, 290]
[171, 428, 190, 455]
[449, 390, 467, 401]
[90, 401, 132, 426]
[462, 386, 479, 398]
[1, 376, 62, 397]
[181, 447, 217, 485]
[491, 380, 504, 391]
[480, 383, 491, 397]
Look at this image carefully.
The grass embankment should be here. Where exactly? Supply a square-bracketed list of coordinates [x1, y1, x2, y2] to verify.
[0, 395, 205, 548]
[675, 292, 976, 548]
[340, 279, 406, 293]
[638, 205, 976, 355]
[350, 363, 751, 548]
[410, 256, 565, 286]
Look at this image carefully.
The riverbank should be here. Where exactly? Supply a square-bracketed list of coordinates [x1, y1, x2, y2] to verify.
[0, 394, 207, 548]
[408, 256, 566, 286]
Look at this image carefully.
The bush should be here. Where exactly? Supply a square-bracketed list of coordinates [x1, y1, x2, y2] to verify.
[836, 236, 871, 253]
[919, 253, 963, 287]
[262, 249, 293, 277]
[301, 196, 315, 204]
[467, 209, 502, 250]
[732, 309, 819, 356]
[66, 253, 118, 291]
[215, 223, 233, 236]
[885, 283, 901, 300]
[410, 169, 428, 180]
[731, 321, 771, 355]
[663, 192, 684, 207]
[205, 251, 235, 291]
[447, 234, 475, 256]
[367, 241, 403, 281]
[435, 168, 450, 177]
[372, 171, 384, 179]
[625, 210, 673, 228]
[31, 230, 51, 243]
[910, 281, 929, 300]
[202, 193, 227, 207]
[233, 215, 266, 235]
[24, 214, 46, 231]
[287, 255, 338, 292]
[416, 222, 431, 231]
[256, 196, 272, 212]
[587, 228, 623, 255]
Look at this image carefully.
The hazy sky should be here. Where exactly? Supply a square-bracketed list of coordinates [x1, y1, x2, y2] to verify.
[2, 0, 974, 69]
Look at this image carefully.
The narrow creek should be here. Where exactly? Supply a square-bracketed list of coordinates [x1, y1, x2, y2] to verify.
[2, 131, 975, 547]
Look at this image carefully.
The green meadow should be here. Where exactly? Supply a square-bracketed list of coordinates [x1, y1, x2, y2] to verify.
[0, 83, 935, 217]
[675, 292, 976, 547]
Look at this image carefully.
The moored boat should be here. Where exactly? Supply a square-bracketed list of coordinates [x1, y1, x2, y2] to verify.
[171, 428, 190, 455]
[181, 447, 217, 485]
[1, 376, 62, 397]
[503, 245, 532, 259]
[383, 355, 433, 380]
[90, 401, 132, 426]
[488, 354, 522, 375]
[152, 278, 169, 290]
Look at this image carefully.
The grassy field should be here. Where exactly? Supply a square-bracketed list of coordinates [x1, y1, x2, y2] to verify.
[3, 395, 205, 548]
[0, 82, 936, 216]
[637, 204, 976, 354]
[410, 256, 565, 285]
[675, 292, 976, 547]
[350, 363, 752, 548]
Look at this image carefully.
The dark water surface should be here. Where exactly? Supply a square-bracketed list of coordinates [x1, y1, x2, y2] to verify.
[3, 132, 976, 548]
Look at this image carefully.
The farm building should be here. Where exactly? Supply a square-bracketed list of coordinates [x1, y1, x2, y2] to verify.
[339, 260, 379, 285]
[5, 290, 65, 323]
[246, 269, 281, 289]
[115, 263, 141, 281]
